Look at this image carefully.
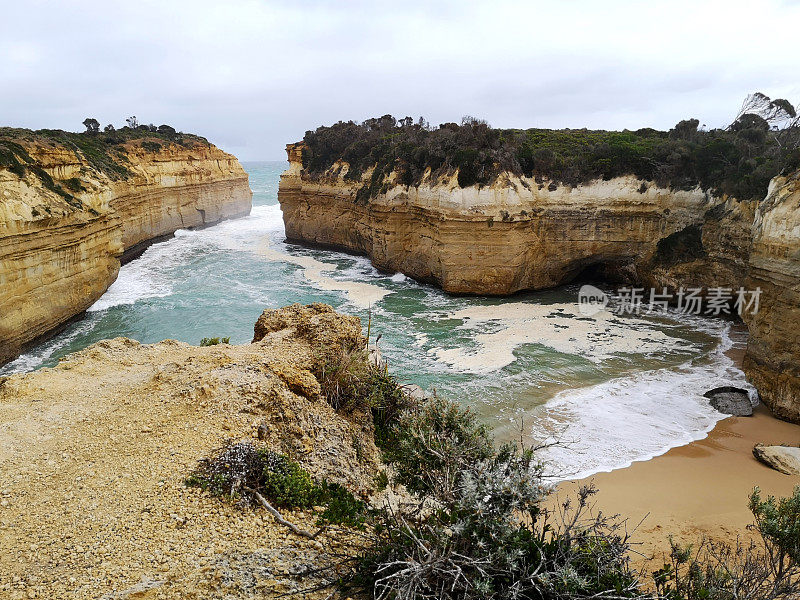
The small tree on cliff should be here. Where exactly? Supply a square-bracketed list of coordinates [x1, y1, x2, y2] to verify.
[82, 118, 100, 134]
[125, 115, 138, 129]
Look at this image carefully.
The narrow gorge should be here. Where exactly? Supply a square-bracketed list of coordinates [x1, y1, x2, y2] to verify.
[0, 129, 252, 365]
[278, 138, 800, 423]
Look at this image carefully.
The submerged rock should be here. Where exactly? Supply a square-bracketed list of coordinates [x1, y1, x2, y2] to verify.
[753, 444, 800, 475]
[703, 386, 754, 416]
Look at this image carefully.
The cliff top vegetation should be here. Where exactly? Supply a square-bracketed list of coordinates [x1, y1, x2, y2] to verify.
[0, 120, 211, 183]
[300, 93, 800, 202]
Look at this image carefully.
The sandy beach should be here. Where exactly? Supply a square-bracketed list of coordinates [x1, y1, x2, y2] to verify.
[556, 403, 800, 566]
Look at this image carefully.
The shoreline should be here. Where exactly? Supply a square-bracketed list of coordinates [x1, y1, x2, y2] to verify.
[555, 403, 800, 564]
[556, 322, 799, 564]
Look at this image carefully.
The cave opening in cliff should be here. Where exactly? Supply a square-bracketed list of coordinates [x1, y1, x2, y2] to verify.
[571, 260, 637, 287]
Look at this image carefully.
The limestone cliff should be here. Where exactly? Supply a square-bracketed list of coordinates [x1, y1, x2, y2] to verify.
[0, 131, 251, 365]
[743, 170, 800, 422]
[279, 142, 800, 423]
[279, 142, 751, 295]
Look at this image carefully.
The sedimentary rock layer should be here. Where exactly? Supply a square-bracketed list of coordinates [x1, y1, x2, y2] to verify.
[278, 143, 799, 423]
[279, 143, 749, 295]
[743, 171, 800, 421]
[0, 134, 252, 365]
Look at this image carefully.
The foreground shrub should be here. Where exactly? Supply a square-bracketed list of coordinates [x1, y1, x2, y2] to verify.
[313, 346, 413, 446]
[345, 396, 645, 600]
[381, 394, 494, 499]
[187, 442, 367, 526]
[653, 486, 800, 600]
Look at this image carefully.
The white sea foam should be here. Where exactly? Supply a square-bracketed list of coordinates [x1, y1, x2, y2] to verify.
[0, 317, 98, 375]
[533, 321, 756, 480]
[89, 244, 177, 311]
[258, 235, 392, 309]
[412, 332, 429, 347]
[90, 205, 284, 312]
[430, 302, 695, 373]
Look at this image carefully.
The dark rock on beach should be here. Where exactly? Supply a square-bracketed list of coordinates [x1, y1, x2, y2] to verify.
[703, 386, 754, 417]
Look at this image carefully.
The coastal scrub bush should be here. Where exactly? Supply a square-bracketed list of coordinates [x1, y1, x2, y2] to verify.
[200, 336, 230, 346]
[653, 486, 800, 600]
[313, 346, 413, 446]
[380, 393, 494, 498]
[1, 124, 211, 183]
[301, 94, 800, 202]
[187, 441, 367, 526]
[341, 394, 645, 600]
[141, 140, 162, 153]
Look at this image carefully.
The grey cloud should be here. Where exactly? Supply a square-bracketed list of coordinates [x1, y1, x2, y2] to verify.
[1, 0, 798, 160]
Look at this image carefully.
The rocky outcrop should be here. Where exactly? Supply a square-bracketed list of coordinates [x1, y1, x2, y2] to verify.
[0, 132, 252, 365]
[279, 142, 751, 295]
[0, 305, 377, 597]
[753, 444, 800, 475]
[743, 171, 800, 422]
[703, 386, 754, 417]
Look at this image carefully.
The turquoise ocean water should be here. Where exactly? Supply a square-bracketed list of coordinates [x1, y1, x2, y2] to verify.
[2, 161, 755, 478]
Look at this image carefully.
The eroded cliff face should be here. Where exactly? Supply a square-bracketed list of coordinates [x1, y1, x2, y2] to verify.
[279, 143, 751, 295]
[0, 134, 251, 365]
[743, 171, 800, 421]
[279, 143, 800, 423]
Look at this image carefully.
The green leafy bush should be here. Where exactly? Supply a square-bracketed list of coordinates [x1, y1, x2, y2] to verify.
[653, 486, 800, 600]
[199, 336, 230, 346]
[317, 481, 368, 529]
[313, 346, 413, 445]
[380, 394, 494, 498]
[259, 451, 320, 509]
[141, 141, 162, 153]
[345, 395, 642, 600]
[187, 442, 367, 526]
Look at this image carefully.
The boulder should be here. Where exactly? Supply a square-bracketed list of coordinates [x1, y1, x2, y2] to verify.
[703, 386, 754, 417]
[752, 444, 800, 475]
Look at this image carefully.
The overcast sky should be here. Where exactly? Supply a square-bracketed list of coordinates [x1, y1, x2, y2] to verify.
[2, 0, 798, 160]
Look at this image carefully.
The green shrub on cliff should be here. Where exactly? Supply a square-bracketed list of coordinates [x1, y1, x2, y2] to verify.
[379, 393, 494, 497]
[0, 124, 211, 182]
[199, 336, 230, 346]
[0, 138, 80, 205]
[653, 486, 800, 600]
[187, 441, 368, 526]
[313, 345, 413, 447]
[345, 395, 645, 600]
[301, 94, 799, 202]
